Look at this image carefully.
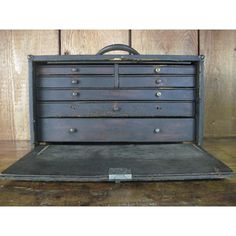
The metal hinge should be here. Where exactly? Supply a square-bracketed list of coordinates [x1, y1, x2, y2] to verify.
[182, 141, 192, 144]
[39, 142, 48, 146]
[36, 145, 50, 156]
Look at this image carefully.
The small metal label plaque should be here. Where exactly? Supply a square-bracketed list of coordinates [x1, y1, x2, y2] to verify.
[109, 168, 132, 181]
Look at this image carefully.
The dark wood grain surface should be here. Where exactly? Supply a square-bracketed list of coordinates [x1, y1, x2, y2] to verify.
[34, 58, 197, 143]
[37, 75, 195, 88]
[37, 65, 114, 75]
[38, 102, 195, 118]
[37, 89, 195, 101]
[38, 118, 195, 142]
[37, 75, 115, 88]
[119, 65, 196, 75]
[119, 75, 195, 88]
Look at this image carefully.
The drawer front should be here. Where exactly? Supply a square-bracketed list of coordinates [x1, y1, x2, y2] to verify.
[38, 102, 195, 117]
[38, 118, 195, 142]
[37, 76, 114, 88]
[37, 65, 114, 75]
[119, 65, 196, 75]
[37, 89, 195, 101]
[119, 76, 195, 88]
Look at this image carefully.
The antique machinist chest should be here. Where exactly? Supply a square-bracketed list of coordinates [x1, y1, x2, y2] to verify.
[0, 44, 234, 182]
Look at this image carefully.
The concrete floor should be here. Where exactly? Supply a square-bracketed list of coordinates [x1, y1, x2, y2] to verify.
[0, 138, 235, 206]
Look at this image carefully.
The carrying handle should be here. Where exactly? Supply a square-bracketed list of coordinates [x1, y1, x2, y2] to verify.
[96, 44, 140, 55]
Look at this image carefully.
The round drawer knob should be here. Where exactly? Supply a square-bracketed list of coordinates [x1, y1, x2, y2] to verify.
[154, 67, 161, 73]
[71, 79, 79, 84]
[154, 128, 160, 133]
[155, 79, 162, 84]
[113, 106, 120, 112]
[155, 91, 162, 97]
[72, 92, 79, 96]
[69, 128, 77, 133]
[71, 68, 79, 72]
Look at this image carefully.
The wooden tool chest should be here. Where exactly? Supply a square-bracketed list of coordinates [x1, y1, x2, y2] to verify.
[37, 62, 195, 142]
[0, 44, 234, 182]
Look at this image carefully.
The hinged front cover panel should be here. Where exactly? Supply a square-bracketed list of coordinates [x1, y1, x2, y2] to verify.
[0, 144, 234, 182]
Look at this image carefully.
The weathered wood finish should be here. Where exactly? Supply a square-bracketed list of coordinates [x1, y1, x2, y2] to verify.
[131, 30, 198, 55]
[200, 30, 236, 137]
[34, 54, 199, 143]
[38, 75, 195, 89]
[0, 30, 235, 141]
[0, 30, 59, 141]
[61, 30, 129, 55]
[3, 52, 234, 183]
[119, 65, 196, 75]
[37, 76, 115, 88]
[37, 89, 195, 101]
[37, 65, 114, 75]
[38, 102, 195, 118]
[38, 118, 195, 142]
[119, 76, 195, 88]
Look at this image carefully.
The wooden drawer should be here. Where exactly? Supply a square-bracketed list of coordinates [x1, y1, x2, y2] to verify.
[119, 65, 196, 75]
[37, 75, 114, 88]
[38, 118, 195, 142]
[119, 76, 195, 88]
[38, 102, 195, 118]
[37, 89, 195, 101]
[37, 65, 114, 75]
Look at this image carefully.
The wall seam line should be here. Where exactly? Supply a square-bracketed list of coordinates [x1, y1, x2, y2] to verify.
[58, 30, 61, 55]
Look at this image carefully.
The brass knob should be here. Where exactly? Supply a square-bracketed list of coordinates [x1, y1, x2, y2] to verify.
[112, 105, 120, 112]
[71, 68, 79, 72]
[155, 79, 162, 84]
[155, 91, 162, 97]
[154, 128, 160, 133]
[72, 92, 79, 96]
[71, 79, 79, 84]
[69, 128, 77, 133]
[154, 67, 161, 73]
